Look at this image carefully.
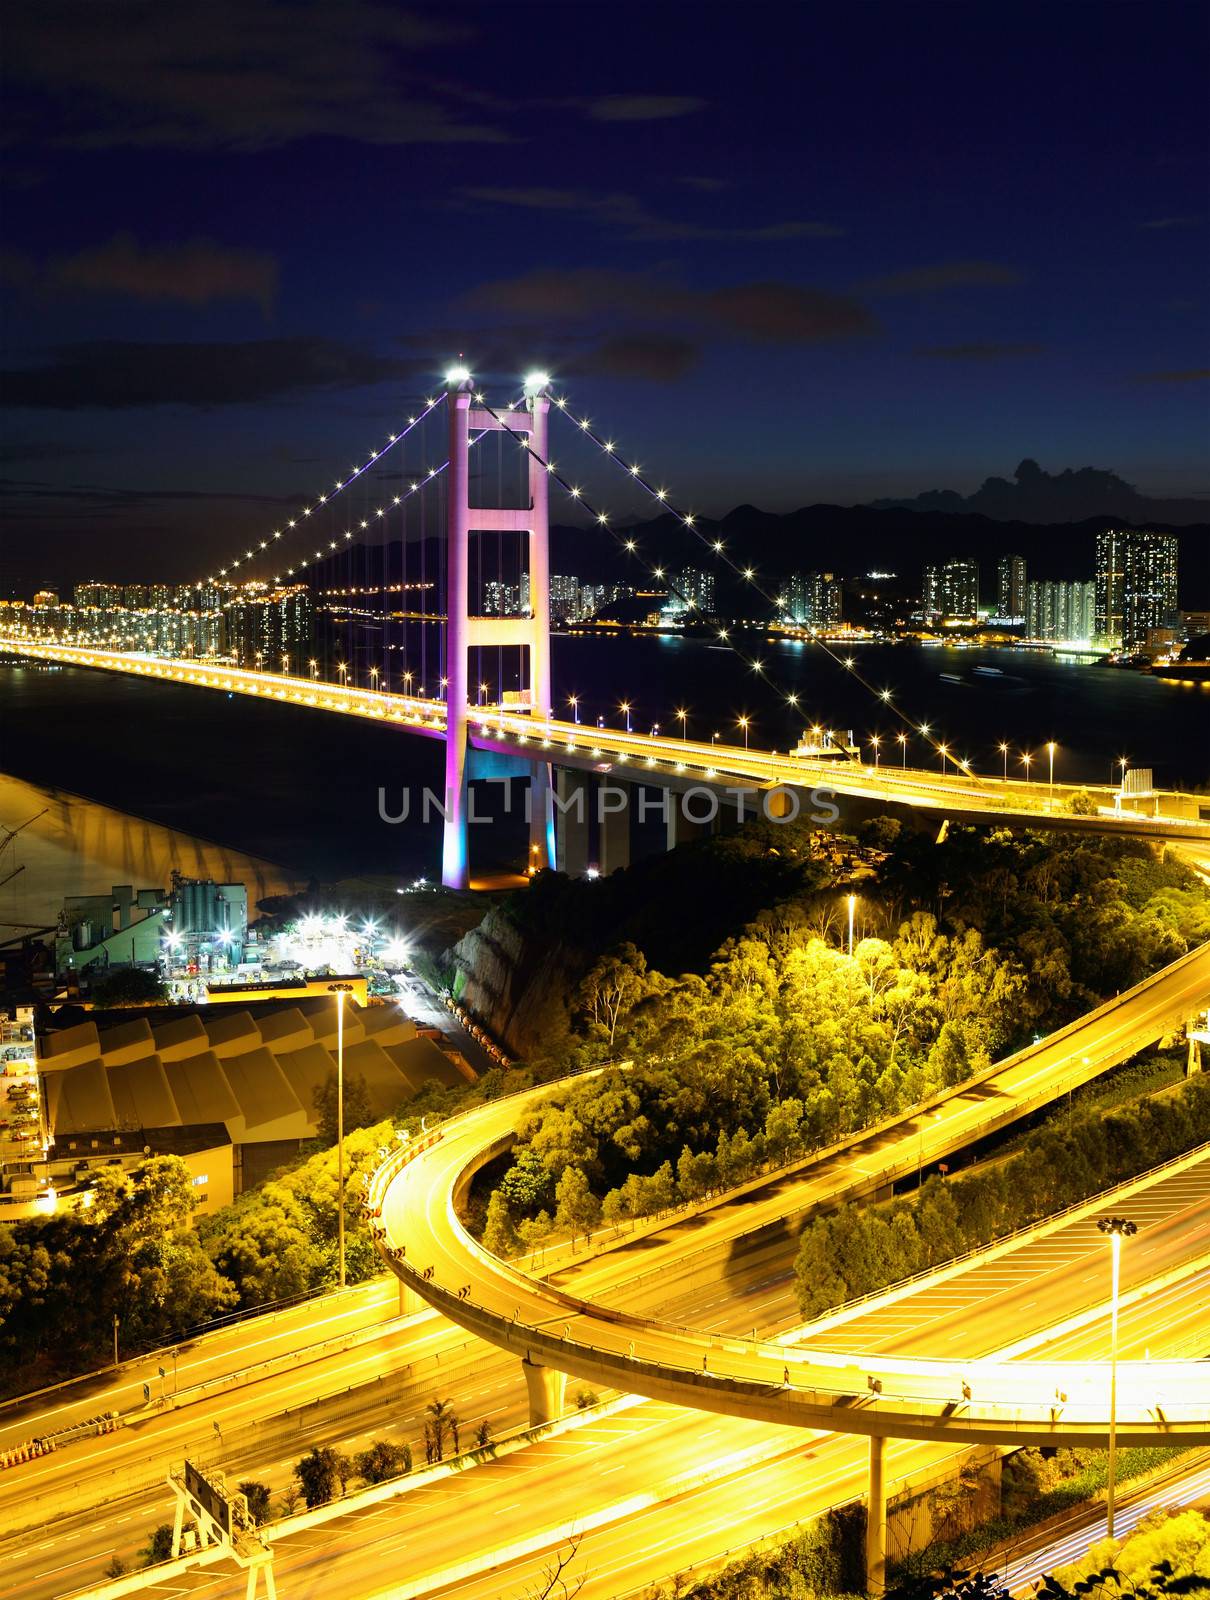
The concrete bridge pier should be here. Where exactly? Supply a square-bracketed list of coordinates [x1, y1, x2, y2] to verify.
[398, 1280, 425, 1318]
[555, 768, 590, 874]
[664, 788, 718, 850]
[866, 1432, 888, 1594]
[529, 762, 555, 872]
[522, 1358, 566, 1426]
[599, 777, 631, 874]
[1188, 1018, 1205, 1076]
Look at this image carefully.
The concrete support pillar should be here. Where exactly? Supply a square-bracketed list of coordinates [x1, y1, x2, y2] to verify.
[398, 1279, 424, 1318]
[529, 762, 555, 874]
[665, 788, 714, 851]
[866, 1432, 887, 1596]
[1188, 1026, 1203, 1077]
[599, 778, 631, 874]
[555, 768, 591, 875]
[522, 1358, 566, 1427]
[442, 381, 473, 889]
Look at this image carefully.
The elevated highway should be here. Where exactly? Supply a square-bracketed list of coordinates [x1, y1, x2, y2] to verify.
[369, 940, 1210, 1581]
[4, 638, 1207, 845]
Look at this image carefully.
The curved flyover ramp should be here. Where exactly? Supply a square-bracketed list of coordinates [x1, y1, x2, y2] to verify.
[367, 1081, 1210, 1453]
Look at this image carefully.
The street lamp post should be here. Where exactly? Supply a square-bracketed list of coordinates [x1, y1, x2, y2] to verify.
[1021, 751, 1032, 783]
[869, 735, 880, 771]
[676, 708, 688, 742]
[999, 742, 1009, 781]
[738, 715, 750, 750]
[847, 893, 856, 957]
[1097, 1215, 1137, 1540]
[620, 700, 632, 733]
[1046, 740, 1057, 811]
[897, 732, 908, 769]
[569, 695, 580, 724]
[328, 981, 356, 1289]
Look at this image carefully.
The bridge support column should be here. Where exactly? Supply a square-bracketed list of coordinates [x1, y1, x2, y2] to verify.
[555, 768, 590, 875]
[1188, 1022, 1204, 1077]
[665, 788, 715, 850]
[529, 762, 555, 873]
[442, 380, 473, 890]
[522, 1358, 566, 1427]
[599, 778, 631, 874]
[397, 1279, 424, 1318]
[866, 1433, 887, 1595]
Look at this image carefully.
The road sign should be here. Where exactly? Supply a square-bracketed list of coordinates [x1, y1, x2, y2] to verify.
[185, 1459, 232, 1538]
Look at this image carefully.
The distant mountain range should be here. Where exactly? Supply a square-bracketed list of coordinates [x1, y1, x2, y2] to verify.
[549, 497, 1209, 606]
[868, 458, 1209, 527]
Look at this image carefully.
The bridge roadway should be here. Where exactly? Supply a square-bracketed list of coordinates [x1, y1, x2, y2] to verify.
[4, 638, 1206, 842]
[368, 941, 1210, 1468]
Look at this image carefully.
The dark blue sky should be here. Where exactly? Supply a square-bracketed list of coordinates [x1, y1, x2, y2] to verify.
[2, 0, 1207, 588]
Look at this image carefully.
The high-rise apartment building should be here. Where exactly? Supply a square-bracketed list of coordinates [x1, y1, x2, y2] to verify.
[1095, 528, 1179, 648]
[781, 571, 843, 628]
[666, 567, 716, 615]
[1025, 579, 1096, 642]
[996, 554, 1027, 620]
[922, 557, 979, 623]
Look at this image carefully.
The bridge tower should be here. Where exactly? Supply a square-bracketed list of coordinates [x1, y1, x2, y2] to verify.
[442, 371, 555, 889]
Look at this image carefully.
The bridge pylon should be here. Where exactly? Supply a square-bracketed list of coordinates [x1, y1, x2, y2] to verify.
[442, 372, 555, 889]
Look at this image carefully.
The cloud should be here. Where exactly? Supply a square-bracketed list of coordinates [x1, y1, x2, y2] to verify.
[2, 337, 424, 409]
[3, 1, 505, 150]
[590, 334, 700, 382]
[1131, 367, 1210, 384]
[44, 235, 279, 312]
[586, 95, 706, 122]
[862, 260, 1024, 296]
[915, 342, 1044, 360]
[460, 186, 843, 241]
[1140, 216, 1202, 230]
[469, 267, 877, 346]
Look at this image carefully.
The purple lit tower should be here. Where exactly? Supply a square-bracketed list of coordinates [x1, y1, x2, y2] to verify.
[441, 369, 555, 888]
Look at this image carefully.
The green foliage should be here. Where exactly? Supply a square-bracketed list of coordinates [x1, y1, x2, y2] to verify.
[312, 1071, 377, 1145]
[90, 968, 167, 1006]
[141, 1524, 175, 1566]
[354, 1439, 412, 1483]
[486, 832, 1209, 1226]
[643, 1503, 865, 1598]
[482, 1191, 519, 1258]
[795, 1073, 1210, 1317]
[200, 1117, 406, 1307]
[238, 1481, 272, 1526]
[293, 1446, 349, 1508]
[0, 1156, 236, 1391]
[554, 1166, 601, 1246]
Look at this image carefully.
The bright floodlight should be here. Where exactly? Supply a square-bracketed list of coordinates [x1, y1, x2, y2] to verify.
[445, 365, 472, 386]
[524, 370, 551, 394]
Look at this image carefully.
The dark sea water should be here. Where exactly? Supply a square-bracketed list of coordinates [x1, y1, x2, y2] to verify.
[1, 638, 1207, 887]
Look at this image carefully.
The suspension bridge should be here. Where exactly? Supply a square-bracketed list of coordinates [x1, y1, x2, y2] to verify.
[4, 368, 1207, 884]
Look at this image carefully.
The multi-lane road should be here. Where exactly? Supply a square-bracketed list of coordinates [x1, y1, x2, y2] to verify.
[23, 1151, 1205, 1600]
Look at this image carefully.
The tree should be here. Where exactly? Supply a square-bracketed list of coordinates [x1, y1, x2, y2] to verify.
[482, 1191, 519, 1258]
[499, 1148, 554, 1216]
[294, 1446, 344, 1508]
[554, 1167, 601, 1248]
[141, 1524, 176, 1566]
[354, 1440, 412, 1483]
[474, 1419, 493, 1448]
[577, 944, 648, 1046]
[313, 1072, 376, 1146]
[90, 968, 167, 1007]
[426, 1397, 457, 1461]
[239, 1481, 272, 1526]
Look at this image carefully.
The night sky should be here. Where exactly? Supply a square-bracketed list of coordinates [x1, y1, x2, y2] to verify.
[2, 0, 1207, 591]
